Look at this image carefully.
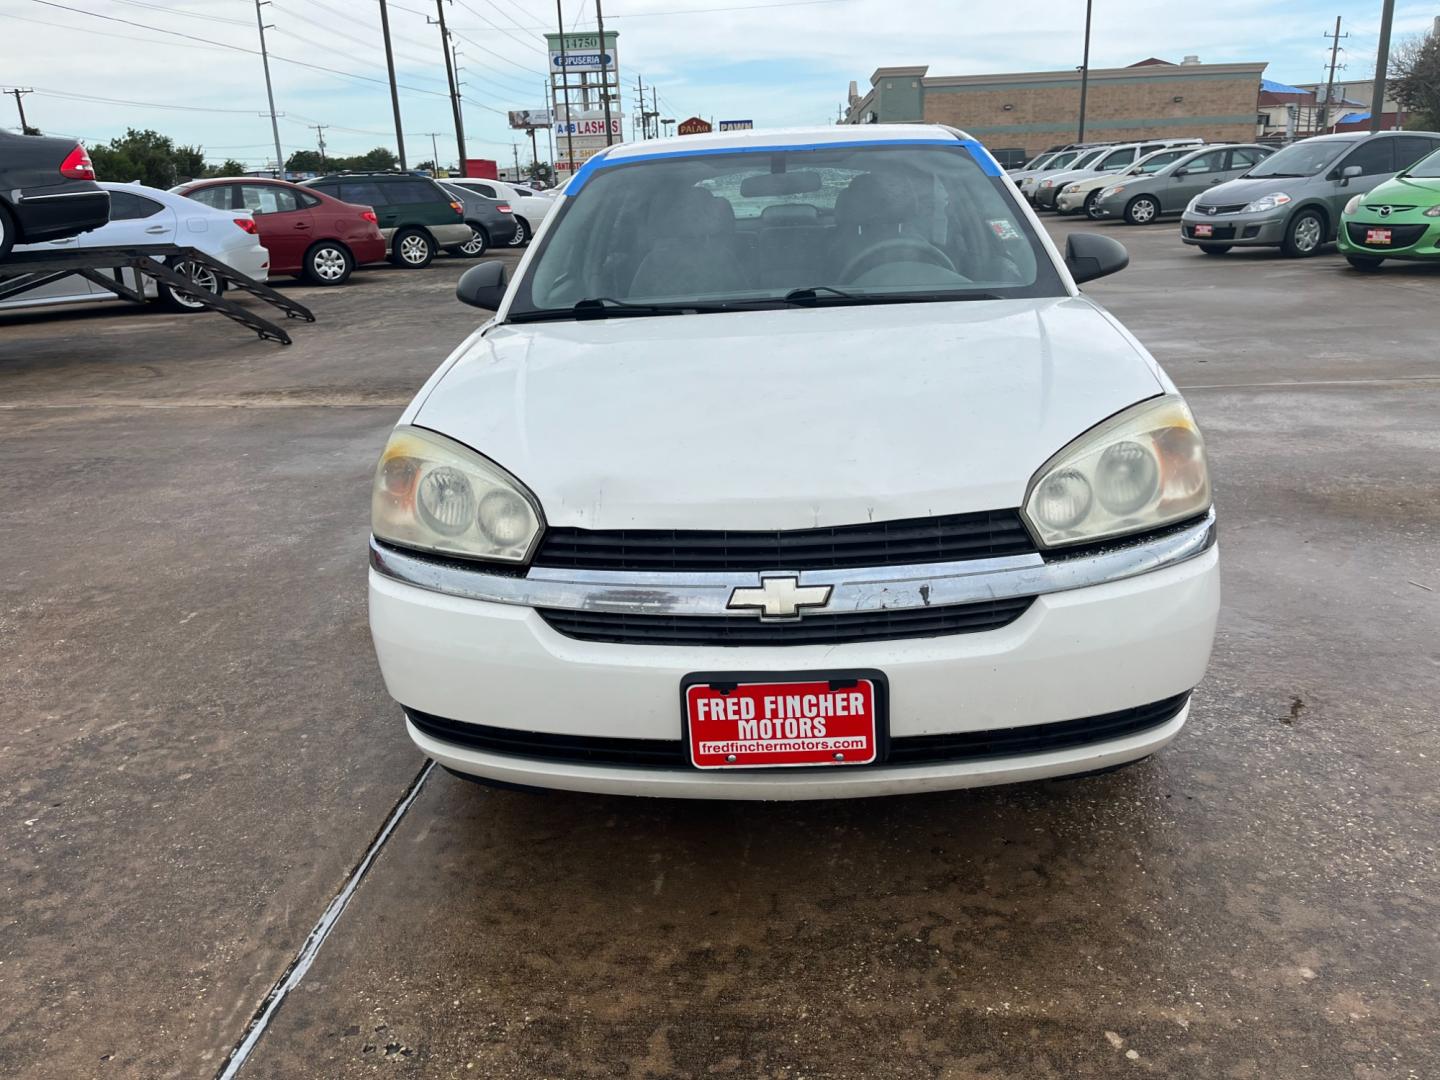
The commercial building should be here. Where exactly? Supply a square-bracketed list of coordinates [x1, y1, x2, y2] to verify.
[844, 57, 1268, 159]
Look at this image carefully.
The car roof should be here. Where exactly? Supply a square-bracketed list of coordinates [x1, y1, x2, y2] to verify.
[595, 124, 974, 163]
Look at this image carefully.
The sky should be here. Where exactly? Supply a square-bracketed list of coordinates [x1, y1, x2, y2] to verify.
[2, 0, 1438, 171]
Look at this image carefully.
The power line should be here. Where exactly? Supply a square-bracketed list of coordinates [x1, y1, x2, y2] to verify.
[108, 0, 251, 25]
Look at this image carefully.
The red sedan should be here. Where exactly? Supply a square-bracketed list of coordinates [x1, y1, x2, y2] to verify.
[172, 177, 387, 286]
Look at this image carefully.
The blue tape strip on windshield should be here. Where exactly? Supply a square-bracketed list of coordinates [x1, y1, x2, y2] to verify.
[566, 137, 1003, 193]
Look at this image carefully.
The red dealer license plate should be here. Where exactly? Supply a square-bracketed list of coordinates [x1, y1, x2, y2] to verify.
[1193, 223, 1214, 237]
[684, 673, 883, 769]
[1366, 228, 1392, 246]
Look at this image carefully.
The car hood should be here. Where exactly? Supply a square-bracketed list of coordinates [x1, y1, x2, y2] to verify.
[1360, 174, 1440, 206]
[1195, 175, 1313, 205]
[413, 299, 1166, 531]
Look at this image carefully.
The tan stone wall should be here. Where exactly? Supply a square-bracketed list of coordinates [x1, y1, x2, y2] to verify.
[921, 75, 1260, 153]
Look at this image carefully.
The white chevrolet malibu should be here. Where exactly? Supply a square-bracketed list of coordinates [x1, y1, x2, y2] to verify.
[368, 125, 1219, 800]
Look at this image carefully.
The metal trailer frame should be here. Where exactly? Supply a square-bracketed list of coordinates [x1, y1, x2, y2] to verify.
[0, 244, 315, 344]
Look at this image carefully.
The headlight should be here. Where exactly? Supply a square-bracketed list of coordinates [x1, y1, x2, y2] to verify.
[1241, 192, 1292, 214]
[1062, 183, 1079, 194]
[372, 425, 543, 562]
[1425, 205, 1440, 218]
[1185, 194, 1201, 214]
[1040, 179, 1054, 189]
[1101, 185, 1125, 199]
[1023, 396, 1211, 548]
[1343, 195, 1364, 215]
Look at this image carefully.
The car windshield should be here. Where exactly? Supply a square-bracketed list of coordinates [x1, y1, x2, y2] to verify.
[1045, 150, 1083, 170]
[1246, 138, 1357, 177]
[1406, 147, 1440, 178]
[507, 143, 1062, 321]
[1024, 152, 1058, 170]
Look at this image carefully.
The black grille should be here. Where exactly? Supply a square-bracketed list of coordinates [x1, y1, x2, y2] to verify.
[406, 693, 1190, 770]
[539, 596, 1034, 646]
[1345, 221, 1427, 249]
[533, 510, 1035, 572]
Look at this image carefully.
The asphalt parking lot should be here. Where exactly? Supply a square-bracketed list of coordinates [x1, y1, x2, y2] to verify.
[2, 225, 1438, 1080]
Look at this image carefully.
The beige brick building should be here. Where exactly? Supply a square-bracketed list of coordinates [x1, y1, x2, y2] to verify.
[845, 59, 1269, 159]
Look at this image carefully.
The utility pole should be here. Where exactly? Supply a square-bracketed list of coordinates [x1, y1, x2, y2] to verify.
[595, 0, 614, 146]
[1320, 17, 1348, 135]
[543, 81, 556, 168]
[310, 123, 328, 166]
[635, 74, 645, 138]
[512, 143, 520, 180]
[424, 132, 441, 170]
[555, 0, 575, 172]
[1076, 0, 1093, 142]
[1370, 0, 1396, 133]
[6, 87, 34, 132]
[652, 86, 659, 138]
[377, 0, 407, 169]
[430, 0, 466, 170]
[252, 1, 284, 176]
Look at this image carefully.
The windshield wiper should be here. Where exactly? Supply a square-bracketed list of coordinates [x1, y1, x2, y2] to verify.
[508, 297, 704, 322]
[777, 286, 1002, 307]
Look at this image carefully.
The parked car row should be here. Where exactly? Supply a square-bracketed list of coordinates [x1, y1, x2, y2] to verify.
[1012, 127, 1440, 271]
[1, 154, 559, 317]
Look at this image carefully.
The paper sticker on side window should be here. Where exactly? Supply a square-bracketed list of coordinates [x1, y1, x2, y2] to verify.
[988, 219, 1020, 240]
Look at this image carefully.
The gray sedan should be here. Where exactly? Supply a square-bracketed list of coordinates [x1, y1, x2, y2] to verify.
[1179, 131, 1440, 256]
[1092, 145, 1273, 225]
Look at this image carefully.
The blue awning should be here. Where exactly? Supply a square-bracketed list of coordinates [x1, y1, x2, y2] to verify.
[1336, 111, 1371, 125]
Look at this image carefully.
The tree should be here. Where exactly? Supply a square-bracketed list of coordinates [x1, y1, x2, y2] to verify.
[87, 128, 205, 188]
[415, 159, 437, 174]
[1389, 33, 1440, 130]
[207, 159, 248, 177]
[285, 149, 326, 174]
[526, 160, 556, 186]
[346, 146, 398, 171]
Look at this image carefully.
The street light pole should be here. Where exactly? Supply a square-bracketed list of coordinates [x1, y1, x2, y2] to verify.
[253, 0, 284, 176]
[1076, 0, 1093, 143]
[1369, 0, 1396, 133]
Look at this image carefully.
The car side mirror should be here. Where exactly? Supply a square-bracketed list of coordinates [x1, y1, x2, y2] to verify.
[1064, 232, 1129, 285]
[456, 260, 509, 309]
[1339, 164, 1363, 184]
[1174, 168, 1188, 177]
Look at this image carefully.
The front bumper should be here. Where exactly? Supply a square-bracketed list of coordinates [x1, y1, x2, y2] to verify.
[1337, 216, 1440, 260]
[368, 516, 1220, 799]
[1055, 190, 1089, 214]
[1034, 185, 1061, 209]
[1180, 209, 1288, 247]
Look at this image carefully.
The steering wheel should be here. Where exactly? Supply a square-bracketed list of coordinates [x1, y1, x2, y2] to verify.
[839, 237, 957, 284]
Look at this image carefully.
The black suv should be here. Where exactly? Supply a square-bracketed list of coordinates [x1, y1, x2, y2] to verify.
[300, 172, 470, 268]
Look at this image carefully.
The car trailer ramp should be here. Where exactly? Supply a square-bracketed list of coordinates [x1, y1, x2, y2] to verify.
[0, 244, 315, 344]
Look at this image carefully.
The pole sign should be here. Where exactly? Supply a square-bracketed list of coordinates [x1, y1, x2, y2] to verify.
[545, 31, 618, 75]
[718, 119, 754, 131]
[677, 116, 713, 136]
[508, 109, 552, 130]
[554, 117, 622, 137]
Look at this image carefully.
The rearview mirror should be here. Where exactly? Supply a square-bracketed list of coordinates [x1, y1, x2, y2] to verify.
[456, 260, 509, 310]
[1064, 232, 1129, 285]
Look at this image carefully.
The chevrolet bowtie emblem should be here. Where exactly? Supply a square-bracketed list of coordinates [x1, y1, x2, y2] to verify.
[727, 576, 833, 620]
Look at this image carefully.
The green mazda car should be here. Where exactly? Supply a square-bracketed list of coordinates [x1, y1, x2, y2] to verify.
[1338, 145, 1440, 271]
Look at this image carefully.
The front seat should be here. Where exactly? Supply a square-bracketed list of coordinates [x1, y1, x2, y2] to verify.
[829, 172, 920, 276]
[629, 187, 746, 298]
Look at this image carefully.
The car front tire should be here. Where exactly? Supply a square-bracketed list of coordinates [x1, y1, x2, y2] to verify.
[1084, 192, 1104, 220]
[303, 241, 354, 286]
[508, 217, 528, 246]
[0, 202, 15, 262]
[1124, 195, 1160, 225]
[390, 228, 435, 269]
[1282, 208, 1326, 258]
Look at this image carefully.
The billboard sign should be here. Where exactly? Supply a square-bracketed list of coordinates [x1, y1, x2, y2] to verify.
[677, 117, 713, 136]
[554, 117, 622, 137]
[718, 119, 754, 131]
[508, 109, 552, 130]
[555, 145, 605, 173]
[545, 31, 618, 75]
